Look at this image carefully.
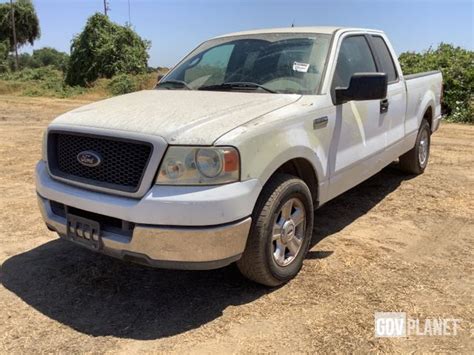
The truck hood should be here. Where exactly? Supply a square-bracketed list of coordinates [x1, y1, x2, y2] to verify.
[51, 90, 301, 144]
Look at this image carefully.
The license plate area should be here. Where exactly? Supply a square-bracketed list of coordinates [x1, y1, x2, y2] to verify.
[66, 213, 101, 250]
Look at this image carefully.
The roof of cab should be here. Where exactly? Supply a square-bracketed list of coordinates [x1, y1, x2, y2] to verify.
[213, 26, 383, 39]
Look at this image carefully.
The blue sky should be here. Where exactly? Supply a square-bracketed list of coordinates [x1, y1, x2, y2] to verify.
[8, 0, 474, 67]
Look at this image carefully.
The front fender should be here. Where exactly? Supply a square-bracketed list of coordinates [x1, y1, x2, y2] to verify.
[217, 120, 330, 203]
[216, 96, 334, 205]
[255, 145, 324, 189]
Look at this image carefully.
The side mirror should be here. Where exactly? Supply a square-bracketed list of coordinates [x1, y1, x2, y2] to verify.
[335, 73, 387, 105]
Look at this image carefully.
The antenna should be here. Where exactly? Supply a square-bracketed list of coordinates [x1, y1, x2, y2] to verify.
[128, 0, 131, 25]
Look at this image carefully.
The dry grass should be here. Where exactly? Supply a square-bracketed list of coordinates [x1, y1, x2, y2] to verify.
[0, 95, 473, 353]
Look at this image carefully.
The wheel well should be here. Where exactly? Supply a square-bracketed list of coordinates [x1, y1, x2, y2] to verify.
[423, 106, 433, 129]
[271, 158, 319, 205]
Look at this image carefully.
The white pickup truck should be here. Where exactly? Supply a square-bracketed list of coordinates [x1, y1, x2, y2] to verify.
[36, 27, 442, 286]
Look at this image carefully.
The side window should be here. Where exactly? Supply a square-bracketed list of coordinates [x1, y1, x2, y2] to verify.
[184, 44, 234, 85]
[371, 36, 398, 82]
[333, 35, 377, 89]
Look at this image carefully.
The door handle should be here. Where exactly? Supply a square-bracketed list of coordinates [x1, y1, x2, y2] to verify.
[380, 99, 389, 114]
[313, 116, 328, 129]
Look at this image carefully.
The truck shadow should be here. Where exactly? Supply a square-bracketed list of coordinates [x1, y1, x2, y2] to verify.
[1, 163, 413, 340]
[310, 163, 414, 249]
[0, 242, 267, 340]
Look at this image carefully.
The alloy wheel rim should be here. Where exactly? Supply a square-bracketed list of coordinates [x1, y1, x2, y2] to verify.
[272, 197, 306, 267]
[419, 130, 429, 166]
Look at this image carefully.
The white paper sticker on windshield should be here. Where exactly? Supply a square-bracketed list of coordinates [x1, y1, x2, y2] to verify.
[293, 61, 310, 73]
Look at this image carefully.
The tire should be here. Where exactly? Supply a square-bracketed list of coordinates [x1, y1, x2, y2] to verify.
[399, 119, 431, 175]
[237, 174, 314, 287]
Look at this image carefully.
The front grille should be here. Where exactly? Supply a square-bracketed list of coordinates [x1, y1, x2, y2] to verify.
[47, 132, 153, 193]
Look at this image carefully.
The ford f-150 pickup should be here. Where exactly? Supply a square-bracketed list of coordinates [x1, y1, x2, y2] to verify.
[36, 27, 443, 286]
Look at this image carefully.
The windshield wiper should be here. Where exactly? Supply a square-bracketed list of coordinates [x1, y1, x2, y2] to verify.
[156, 79, 192, 90]
[199, 82, 277, 93]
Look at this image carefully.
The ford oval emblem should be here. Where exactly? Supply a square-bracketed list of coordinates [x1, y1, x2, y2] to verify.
[77, 151, 102, 167]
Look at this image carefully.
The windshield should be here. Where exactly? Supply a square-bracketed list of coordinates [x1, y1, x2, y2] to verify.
[160, 33, 331, 95]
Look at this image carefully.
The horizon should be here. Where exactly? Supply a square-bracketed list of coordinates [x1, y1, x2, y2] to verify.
[5, 0, 474, 67]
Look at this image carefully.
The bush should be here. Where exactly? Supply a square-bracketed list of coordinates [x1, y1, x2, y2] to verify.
[66, 13, 150, 86]
[0, 66, 84, 97]
[0, 66, 59, 81]
[107, 72, 158, 95]
[0, 67, 161, 98]
[30, 47, 69, 71]
[108, 74, 138, 95]
[399, 44, 474, 123]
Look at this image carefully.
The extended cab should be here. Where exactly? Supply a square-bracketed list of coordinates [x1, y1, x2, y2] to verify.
[36, 27, 442, 286]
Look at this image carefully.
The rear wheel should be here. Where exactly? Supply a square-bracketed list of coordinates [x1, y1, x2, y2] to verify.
[237, 174, 314, 286]
[399, 119, 431, 174]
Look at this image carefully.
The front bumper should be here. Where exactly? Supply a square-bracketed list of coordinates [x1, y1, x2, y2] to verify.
[38, 194, 251, 269]
[36, 161, 259, 269]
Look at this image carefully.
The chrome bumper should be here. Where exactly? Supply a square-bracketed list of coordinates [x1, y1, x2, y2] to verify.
[37, 194, 251, 270]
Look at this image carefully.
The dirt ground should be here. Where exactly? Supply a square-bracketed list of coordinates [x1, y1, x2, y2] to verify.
[0, 95, 472, 353]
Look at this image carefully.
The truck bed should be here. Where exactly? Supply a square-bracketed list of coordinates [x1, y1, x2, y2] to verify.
[404, 70, 443, 135]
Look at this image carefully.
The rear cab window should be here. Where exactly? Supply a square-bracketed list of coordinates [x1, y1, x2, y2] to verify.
[370, 35, 398, 83]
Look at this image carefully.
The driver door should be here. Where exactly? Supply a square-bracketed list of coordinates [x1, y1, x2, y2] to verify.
[328, 34, 387, 197]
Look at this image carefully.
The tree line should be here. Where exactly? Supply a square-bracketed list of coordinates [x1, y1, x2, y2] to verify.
[1, 1, 149, 86]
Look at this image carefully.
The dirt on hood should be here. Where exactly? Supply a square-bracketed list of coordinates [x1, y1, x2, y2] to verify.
[50, 90, 301, 145]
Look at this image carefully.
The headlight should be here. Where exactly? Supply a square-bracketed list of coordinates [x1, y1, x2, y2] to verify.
[156, 146, 240, 185]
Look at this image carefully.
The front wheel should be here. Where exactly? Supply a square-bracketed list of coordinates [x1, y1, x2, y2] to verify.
[399, 119, 431, 175]
[237, 174, 314, 287]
